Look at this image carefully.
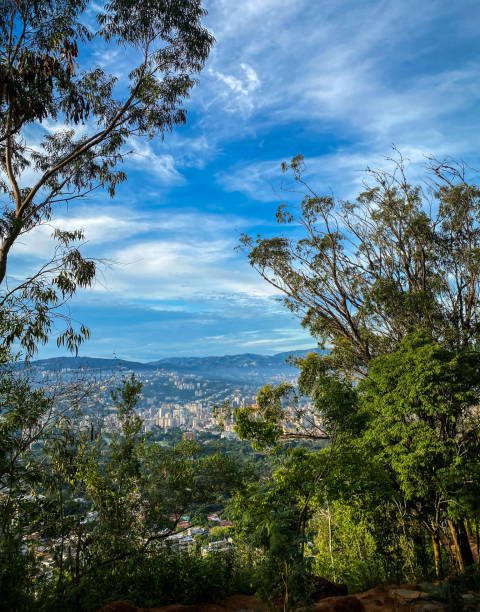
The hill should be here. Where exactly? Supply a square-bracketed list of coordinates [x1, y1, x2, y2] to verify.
[20, 349, 321, 382]
[147, 349, 320, 380]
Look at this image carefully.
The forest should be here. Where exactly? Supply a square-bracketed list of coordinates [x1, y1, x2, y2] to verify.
[1, 1, 479, 611]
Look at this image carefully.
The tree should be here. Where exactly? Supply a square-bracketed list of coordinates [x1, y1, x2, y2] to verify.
[0, 348, 87, 609]
[237, 154, 480, 584]
[0, 366, 249, 610]
[241, 153, 480, 377]
[356, 332, 480, 576]
[0, 0, 214, 355]
[229, 447, 325, 610]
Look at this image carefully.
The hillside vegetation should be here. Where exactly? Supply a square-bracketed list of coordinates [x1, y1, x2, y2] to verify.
[0, 1, 479, 611]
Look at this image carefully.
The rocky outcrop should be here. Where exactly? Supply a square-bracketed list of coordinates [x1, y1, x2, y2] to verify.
[311, 576, 349, 601]
[97, 581, 480, 612]
[313, 595, 365, 611]
[97, 595, 366, 612]
[97, 595, 265, 612]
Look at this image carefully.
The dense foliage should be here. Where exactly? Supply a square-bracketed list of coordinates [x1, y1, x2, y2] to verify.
[233, 156, 480, 607]
[0, 367, 263, 611]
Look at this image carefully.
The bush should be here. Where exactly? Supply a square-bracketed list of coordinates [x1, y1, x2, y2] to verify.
[39, 548, 256, 611]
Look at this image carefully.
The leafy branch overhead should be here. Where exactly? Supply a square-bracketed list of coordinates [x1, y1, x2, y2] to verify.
[0, 0, 214, 355]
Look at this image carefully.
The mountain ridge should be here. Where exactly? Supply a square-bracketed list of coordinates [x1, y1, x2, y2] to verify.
[17, 349, 322, 381]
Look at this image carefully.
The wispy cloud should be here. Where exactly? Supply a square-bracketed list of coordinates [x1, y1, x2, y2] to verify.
[195, 0, 480, 176]
[128, 140, 186, 184]
[208, 62, 261, 115]
[97, 238, 276, 300]
[8, 0, 480, 360]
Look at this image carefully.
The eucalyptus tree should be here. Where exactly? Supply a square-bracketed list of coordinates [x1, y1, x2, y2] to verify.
[0, 0, 214, 355]
[235, 155, 480, 583]
[236, 152, 480, 462]
[241, 154, 480, 377]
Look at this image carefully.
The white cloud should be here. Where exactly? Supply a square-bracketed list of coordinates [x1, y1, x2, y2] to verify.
[209, 63, 260, 97]
[216, 159, 285, 202]
[207, 62, 261, 115]
[10, 211, 143, 260]
[128, 140, 185, 184]
[96, 237, 277, 300]
[193, 0, 480, 174]
[195, 326, 313, 352]
[7, 203, 276, 304]
[241, 64, 260, 91]
[216, 142, 480, 205]
[8, 205, 255, 259]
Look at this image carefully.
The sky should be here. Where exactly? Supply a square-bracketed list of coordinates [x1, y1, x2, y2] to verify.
[9, 0, 480, 361]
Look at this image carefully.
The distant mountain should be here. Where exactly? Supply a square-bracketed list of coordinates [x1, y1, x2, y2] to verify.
[16, 356, 156, 372]
[20, 349, 321, 382]
[147, 349, 321, 380]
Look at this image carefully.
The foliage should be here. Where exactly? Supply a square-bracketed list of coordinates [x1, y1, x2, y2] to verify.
[233, 383, 296, 448]
[358, 332, 480, 516]
[311, 501, 389, 593]
[241, 154, 480, 376]
[0, 367, 253, 611]
[45, 549, 255, 612]
[0, 0, 213, 355]
[0, 349, 86, 609]
[229, 447, 328, 609]
[237, 156, 480, 590]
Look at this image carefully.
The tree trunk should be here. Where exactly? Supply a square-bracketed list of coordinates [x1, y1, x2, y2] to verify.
[413, 530, 429, 577]
[432, 534, 442, 579]
[448, 519, 464, 572]
[448, 519, 474, 571]
[476, 519, 480, 561]
[283, 560, 289, 612]
[0, 232, 19, 286]
[399, 514, 416, 581]
[456, 520, 474, 568]
[444, 525, 457, 572]
[327, 502, 336, 581]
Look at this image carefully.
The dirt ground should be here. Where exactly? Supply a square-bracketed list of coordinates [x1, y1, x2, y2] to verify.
[98, 568, 480, 612]
[97, 587, 415, 612]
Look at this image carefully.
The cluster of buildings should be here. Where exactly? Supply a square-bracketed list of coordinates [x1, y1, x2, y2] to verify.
[35, 361, 319, 437]
[39, 365, 260, 435]
[164, 513, 234, 555]
[139, 395, 256, 433]
[21, 506, 235, 574]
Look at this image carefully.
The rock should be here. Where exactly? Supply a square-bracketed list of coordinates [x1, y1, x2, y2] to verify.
[389, 588, 428, 601]
[97, 603, 139, 612]
[212, 595, 265, 611]
[310, 576, 348, 601]
[462, 593, 475, 601]
[313, 595, 365, 611]
[410, 603, 446, 612]
[97, 596, 266, 612]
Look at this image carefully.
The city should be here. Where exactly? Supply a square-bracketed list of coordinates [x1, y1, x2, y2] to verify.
[22, 352, 319, 437]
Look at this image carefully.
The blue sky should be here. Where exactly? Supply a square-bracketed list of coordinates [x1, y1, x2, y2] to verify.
[10, 0, 480, 361]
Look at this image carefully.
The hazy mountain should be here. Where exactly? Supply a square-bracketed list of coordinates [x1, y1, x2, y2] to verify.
[19, 349, 321, 382]
[18, 356, 156, 372]
[147, 349, 320, 380]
